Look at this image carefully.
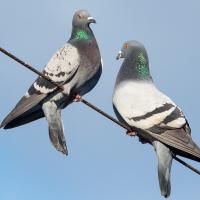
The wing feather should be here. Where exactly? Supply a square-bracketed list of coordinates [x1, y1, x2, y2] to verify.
[113, 82, 200, 161]
[147, 127, 200, 162]
[29, 43, 80, 94]
[1, 93, 46, 128]
[1, 43, 80, 128]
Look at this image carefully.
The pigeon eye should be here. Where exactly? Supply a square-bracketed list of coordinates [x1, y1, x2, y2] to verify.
[124, 43, 129, 49]
[78, 14, 83, 19]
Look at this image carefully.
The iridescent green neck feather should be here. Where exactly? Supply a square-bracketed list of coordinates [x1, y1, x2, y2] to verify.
[74, 30, 91, 41]
[136, 53, 149, 78]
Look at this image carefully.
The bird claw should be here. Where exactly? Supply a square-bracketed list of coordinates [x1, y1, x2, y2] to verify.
[126, 130, 137, 137]
[73, 94, 83, 102]
[126, 130, 149, 144]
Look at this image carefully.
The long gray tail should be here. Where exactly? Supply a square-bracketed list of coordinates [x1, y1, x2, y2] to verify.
[42, 101, 68, 155]
[153, 141, 173, 198]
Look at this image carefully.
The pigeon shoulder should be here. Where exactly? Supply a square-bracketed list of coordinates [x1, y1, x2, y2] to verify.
[113, 81, 175, 116]
[28, 43, 81, 95]
[44, 43, 80, 82]
[113, 81, 186, 130]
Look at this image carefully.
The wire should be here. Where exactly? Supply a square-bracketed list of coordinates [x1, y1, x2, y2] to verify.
[1, 46, 200, 176]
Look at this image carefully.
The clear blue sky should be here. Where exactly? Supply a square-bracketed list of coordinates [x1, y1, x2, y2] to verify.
[0, 0, 200, 199]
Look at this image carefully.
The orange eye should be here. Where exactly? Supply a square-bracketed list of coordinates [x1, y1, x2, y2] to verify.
[124, 43, 129, 49]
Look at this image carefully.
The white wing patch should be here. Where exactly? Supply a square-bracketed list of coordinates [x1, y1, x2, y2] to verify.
[113, 81, 175, 117]
[31, 43, 80, 94]
[113, 81, 185, 130]
[165, 117, 186, 128]
[44, 43, 80, 82]
[129, 107, 176, 129]
[34, 82, 54, 93]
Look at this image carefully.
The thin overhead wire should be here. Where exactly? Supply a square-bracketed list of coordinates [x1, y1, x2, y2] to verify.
[0, 46, 200, 176]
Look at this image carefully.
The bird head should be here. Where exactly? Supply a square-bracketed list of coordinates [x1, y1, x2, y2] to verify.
[72, 10, 96, 28]
[116, 40, 151, 80]
[116, 40, 146, 60]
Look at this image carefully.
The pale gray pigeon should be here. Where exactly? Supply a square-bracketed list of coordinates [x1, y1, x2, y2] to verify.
[113, 40, 200, 197]
[1, 10, 102, 155]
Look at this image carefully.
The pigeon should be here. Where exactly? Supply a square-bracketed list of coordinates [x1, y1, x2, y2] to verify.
[1, 10, 102, 156]
[113, 40, 200, 197]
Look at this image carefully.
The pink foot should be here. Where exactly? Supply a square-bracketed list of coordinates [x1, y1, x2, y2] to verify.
[73, 94, 83, 102]
[126, 130, 137, 137]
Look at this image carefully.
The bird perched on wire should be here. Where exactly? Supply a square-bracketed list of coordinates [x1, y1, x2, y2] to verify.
[1, 10, 103, 156]
[112, 40, 200, 198]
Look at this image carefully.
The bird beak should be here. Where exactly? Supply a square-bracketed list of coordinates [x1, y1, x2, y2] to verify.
[87, 16, 96, 24]
[116, 51, 124, 60]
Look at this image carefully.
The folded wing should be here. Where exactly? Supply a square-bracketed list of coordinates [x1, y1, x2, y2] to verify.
[1, 43, 80, 129]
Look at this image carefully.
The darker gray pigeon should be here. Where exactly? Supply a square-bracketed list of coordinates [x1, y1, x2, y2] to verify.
[113, 40, 200, 198]
[1, 10, 102, 155]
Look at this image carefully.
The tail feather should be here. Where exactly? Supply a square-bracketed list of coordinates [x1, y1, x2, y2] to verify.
[153, 141, 173, 198]
[42, 101, 68, 155]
